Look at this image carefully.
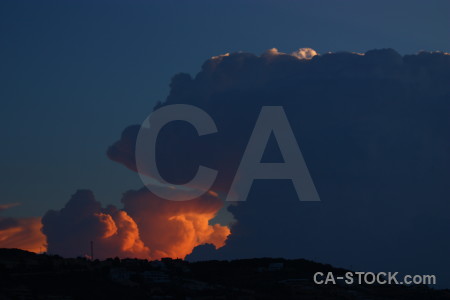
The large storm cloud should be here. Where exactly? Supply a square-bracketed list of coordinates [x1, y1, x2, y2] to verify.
[4, 47, 449, 285]
[109, 48, 450, 282]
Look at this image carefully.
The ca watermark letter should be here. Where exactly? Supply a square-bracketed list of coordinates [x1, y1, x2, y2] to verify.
[136, 104, 320, 202]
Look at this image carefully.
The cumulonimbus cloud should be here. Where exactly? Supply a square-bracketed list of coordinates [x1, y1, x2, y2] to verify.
[4, 47, 450, 286]
[108, 48, 450, 284]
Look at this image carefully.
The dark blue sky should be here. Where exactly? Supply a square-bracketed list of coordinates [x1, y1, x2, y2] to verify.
[1, 0, 449, 217]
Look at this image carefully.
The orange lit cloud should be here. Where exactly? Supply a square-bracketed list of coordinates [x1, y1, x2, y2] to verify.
[0, 203, 20, 212]
[41, 190, 229, 260]
[92, 208, 150, 259]
[122, 188, 230, 259]
[41, 191, 149, 259]
[0, 215, 46, 253]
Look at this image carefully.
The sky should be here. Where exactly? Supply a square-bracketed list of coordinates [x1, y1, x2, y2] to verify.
[1, 0, 449, 218]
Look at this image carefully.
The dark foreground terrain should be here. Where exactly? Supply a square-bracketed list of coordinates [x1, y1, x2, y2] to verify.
[0, 248, 449, 300]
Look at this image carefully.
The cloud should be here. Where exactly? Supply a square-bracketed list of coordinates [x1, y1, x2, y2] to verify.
[262, 47, 317, 60]
[8, 47, 446, 287]
[42, 190, 149, 259]
[107, 125, 140, 173]
[0, 203, 46, 253]
[107, 48, 450, 283]
[121, 187, 230, 259]
[0, 203, 20, 212]
[42, 189, 229, 260]
[291, 48, 318, 59]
